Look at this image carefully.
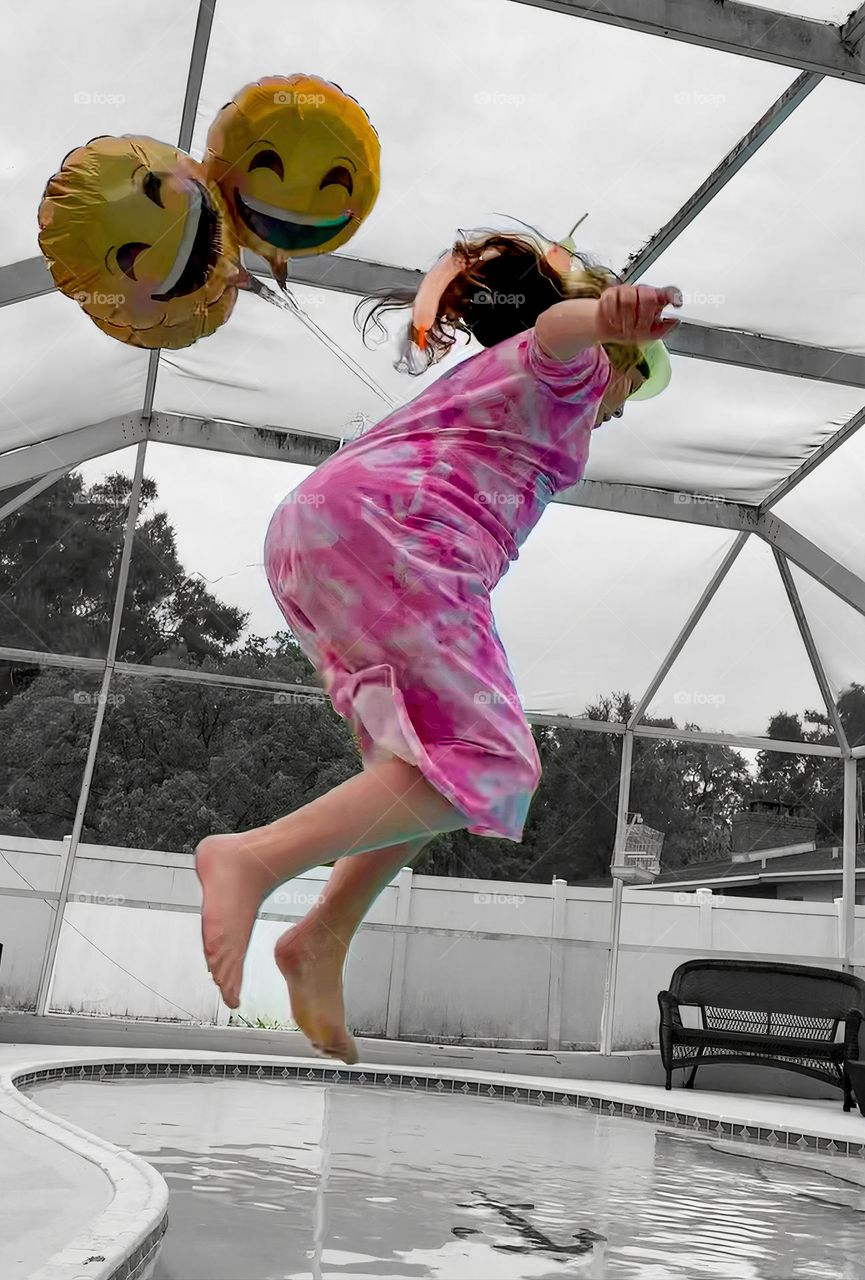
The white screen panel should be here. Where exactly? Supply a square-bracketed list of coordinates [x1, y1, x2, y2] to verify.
[774, 423, 865, 584]
[200, 0, 794, 274]
[0, 292, 147, 454]
[650, 77, 865, 353]
[647, 535, 829, 736]
[0, 0, 199, 267]
[492, 503, 737, 719]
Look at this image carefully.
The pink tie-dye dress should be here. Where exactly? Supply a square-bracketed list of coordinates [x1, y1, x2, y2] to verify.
[264, 329, 612, 841]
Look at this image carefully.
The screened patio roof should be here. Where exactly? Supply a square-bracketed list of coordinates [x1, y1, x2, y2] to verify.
[1, 0, 864, 758]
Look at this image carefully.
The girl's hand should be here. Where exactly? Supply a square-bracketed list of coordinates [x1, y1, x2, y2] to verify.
[596, 285, 683, 344]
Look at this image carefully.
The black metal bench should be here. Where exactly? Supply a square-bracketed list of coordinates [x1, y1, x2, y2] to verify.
[658, 958, 865, 1110]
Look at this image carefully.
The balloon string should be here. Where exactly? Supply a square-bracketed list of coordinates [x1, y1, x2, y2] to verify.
[243, 273, 395, 410]
[291, 298, 397, 410]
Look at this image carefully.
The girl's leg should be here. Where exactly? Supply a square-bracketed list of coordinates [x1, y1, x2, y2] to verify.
[196, 756, 463, 1008]
[274, 838, 430, 1063]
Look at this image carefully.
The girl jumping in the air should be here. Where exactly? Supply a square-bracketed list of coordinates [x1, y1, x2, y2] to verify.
[196, 231, 681, 1061]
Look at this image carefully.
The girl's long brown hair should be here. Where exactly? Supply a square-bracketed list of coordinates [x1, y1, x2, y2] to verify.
[355, 230, 644, 375]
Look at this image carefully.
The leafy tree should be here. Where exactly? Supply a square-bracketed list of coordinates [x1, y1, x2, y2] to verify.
[629, 724, 750, 870]
[2, 465, 855, 881]
[420, 693, 751, 882]
[0, 633, 360, 848]
[0, 471, 246, 704]
[0, 654, 751, 881]
[418, 695, 624, 881]
[749, 685, 865, 844]
[0, 667, 102, 838]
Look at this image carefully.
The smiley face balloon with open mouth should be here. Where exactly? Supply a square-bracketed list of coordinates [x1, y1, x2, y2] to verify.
[38, 135, 241, 349]
[204, 74, 380, 286]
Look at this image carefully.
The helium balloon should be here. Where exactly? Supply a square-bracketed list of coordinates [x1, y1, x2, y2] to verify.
[204, 74, 380, 285]
[38, 135, 241, 349]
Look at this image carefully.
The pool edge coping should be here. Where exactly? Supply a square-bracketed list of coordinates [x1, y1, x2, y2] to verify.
[1, 1059, 168, 1280]
[6, 1051, 865, 1279]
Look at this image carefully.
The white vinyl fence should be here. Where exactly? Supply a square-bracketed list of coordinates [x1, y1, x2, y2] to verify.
[1, 834, 863, 1050]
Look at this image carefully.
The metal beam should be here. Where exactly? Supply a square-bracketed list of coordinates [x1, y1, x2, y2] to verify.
[0, 415, 147, 487]
[152, 410, 764, 528]
[561, 476, 756, 530]
[136, 1, 217, 432]
[599, 731, 633, 1055]
[842, 4, 865, 56]
[0, 256, 53, 308]
[150, 412, 759, 528]
[206, 255, 865, 391]
[0, 467, 69, 523]
[611, 735, 636, 868]
[0, 646, 104, 674]
[507, 0, 865, 83]
[148, 412, 339, 468]
[0, 251, 419, 310]
[666, 321, 865, 389]
[629, 532, 750, 728]
[0, 644, 319, 696]
[150, 417, 865, 617]
[632, 722, 842, 757]
[760, 404, 865, 512]
[9, 413, 861, 627]
[112, 662, 323, 697]
[246, 249, 420, 297]
[1, 641, 837, 754]
[773, 549, 850, 756]
[178, 0, 215, 151]
[153, 414, 865, 615]
[141, 351, 160, 422]
[237, 258, 865, 391]
[841, 756, 858, 969]
[524, 712, 625, 736]
[6, 251, 865, 390]
[756, 512, 865, 618]
[624, 73, 821, 282]
[35, 441, 149, 1015]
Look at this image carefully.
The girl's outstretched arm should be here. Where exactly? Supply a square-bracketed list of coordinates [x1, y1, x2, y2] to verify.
[535, 284, 682, 362]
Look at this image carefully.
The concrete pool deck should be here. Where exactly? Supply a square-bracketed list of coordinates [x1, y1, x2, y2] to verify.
[4, 1039, 865, 1280]
[0, 1098, 111, 1278]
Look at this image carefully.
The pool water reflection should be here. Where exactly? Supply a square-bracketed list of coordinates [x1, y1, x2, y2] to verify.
[29, 1077, 865, 1279]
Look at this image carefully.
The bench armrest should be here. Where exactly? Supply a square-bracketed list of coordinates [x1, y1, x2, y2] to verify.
[658, 989, 683, 1030]
[843, 1007, 863, 1056]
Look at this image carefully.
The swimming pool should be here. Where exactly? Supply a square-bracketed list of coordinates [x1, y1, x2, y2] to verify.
[27, 1073, 865, 1280]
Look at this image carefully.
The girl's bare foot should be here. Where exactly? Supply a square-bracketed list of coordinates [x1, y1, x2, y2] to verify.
[195, 833, 275, 1008]
[275, 920, 358, 1064]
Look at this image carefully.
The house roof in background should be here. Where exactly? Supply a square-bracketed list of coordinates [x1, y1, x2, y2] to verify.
[647, 842, 865, 889]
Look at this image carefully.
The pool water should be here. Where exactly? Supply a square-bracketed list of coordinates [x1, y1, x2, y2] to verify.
[29, 1077, 865, 1279]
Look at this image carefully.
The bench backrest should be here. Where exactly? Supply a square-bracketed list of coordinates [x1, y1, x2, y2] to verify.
[669, 959, 865, 1039]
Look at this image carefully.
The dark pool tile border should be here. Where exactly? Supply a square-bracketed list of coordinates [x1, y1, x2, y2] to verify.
[16, 1059, 865, 1162]
[110, 1217, 168, 1280]
[5, 1064, 169, 1280]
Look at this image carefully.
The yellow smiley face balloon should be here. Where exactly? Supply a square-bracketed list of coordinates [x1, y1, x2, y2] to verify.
[204, 74, 380, 284]
[38, 136, 241, 349]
